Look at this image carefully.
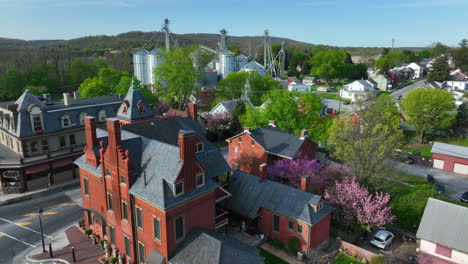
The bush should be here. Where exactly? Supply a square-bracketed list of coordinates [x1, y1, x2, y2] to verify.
[370, 255, 384, 264]
[267, 237, 285, 250]
[99, 239, 107, 246]
[287, 236, 300, 254]
[109, 256, 118, 264]
[85, 229, 92, 235]
[78, 219, 85, 228]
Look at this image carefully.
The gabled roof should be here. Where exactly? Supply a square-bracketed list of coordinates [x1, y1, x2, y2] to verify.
[226, 171, 332, 225]
[431, 142, 468, 160]
[117, 80, 155, 121]
[416, 198, 468, 254]
[169, 228, 263, 264]
[211, 98, 253, 114]
[287, 77, 302, 84]
[230, 125, 312, 159]
[446, 74, 467, 81]
[235, 54, 248, 59]
[241, 61, 264, 70]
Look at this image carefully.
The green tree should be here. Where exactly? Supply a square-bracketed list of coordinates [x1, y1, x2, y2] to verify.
[308, 49, 351, 81]
[427, 56, 450, 82]
[240, 90, 331, 144]
[0, 69, 24, 100]
[374, 51, 414, 73]
[328, 95, 403, 188]
[78, 67, 130, 97]
[451, 101, 468, 138]
[231, 100, 246, 134]
[401, 88, 457, 143]
[453, 39, 468, 71]
[154, 46, 201, 110]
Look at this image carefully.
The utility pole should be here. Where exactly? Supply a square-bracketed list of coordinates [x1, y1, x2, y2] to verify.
[264, 29, 269, 72]
[392, 38, 395, 51]
[37, 209, 46, 253]
[280, 41, 286, 77]
[163, 18, 170, 52]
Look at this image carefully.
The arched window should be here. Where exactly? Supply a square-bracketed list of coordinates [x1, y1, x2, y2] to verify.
[98, 110, 107, 122]
[137, 101, 145, 113]
[79, 112, 87, 125]
[29, 106, 43, 132]
[61, 115, 71, 128]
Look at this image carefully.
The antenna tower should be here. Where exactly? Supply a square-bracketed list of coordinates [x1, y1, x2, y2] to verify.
[163, 18, 171, 52]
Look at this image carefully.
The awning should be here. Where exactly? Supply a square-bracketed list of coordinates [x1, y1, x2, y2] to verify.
[215, 186, 232, 203]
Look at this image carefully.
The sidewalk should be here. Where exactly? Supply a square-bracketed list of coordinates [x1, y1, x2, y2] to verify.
[260, 243, 303, 264]
[0, 179, 80, 206]
[30, 225, 104, 264]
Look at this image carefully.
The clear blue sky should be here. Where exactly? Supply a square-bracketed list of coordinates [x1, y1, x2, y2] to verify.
[1, 0, 467, 47]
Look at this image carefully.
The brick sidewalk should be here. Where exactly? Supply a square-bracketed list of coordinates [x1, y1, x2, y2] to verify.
[32, 226, 104, 264]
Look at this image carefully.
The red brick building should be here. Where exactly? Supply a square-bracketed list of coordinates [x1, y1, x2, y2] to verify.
[75, 87, 263, 264]
[225, 166, 332, 251]
[431, 142, 468, 175]
[226, 121, 317, 177]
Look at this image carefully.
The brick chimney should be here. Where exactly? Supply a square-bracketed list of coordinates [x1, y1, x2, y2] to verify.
[243, 127, 251, 133]
[106, 118, 121, 163]
[63, 93, 72, 106]
[84, 116, 98, 165]
[178, 130, 197, 191]
[258, 163, 267, 182]
[300, 174, 310, 192]
[269, 120, 276, 127]
[300, 129, 308, 140]
[187, 103, 198, 120]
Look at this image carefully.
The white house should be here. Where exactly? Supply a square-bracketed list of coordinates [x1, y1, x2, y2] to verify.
[210, 98, 254, 115]
[239, 61, 266, 76]
[339, 80, 375, 102]
[287, 84, 311, 92]
[406, 62, 424, 79]
[445, 73, 468, 92]
[417, 198, 468, 264]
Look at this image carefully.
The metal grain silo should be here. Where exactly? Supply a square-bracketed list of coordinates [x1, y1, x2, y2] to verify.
[133, 49, 149, 85]
[235, 54, 249, 71]
[148, 48, 163, 85]
[220, 50, 235, 79]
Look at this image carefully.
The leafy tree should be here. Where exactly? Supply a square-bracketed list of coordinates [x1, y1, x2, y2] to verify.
[453, 39, 468, 71]
[340, 63, 368, 80]
[382, 48, 390, 56]
[216, 71, 278, 106]
[328, 94, 403, 187]
[78, 67, 129, 97]
[451, 101, 468, 138]
[268, 158, 325, 190]
[308, 49, 351, 81]
[240, 90, 331, 144]
[0, 69, 24, 100]
[154, 100, 171, 115]
[374, 51, 414, 73]
[231, 100, 246, 133]
[154, 46, 201, 110]
[202, 112, 232, 131]
[324, 177, 395, 231]
[401, 88, 457, 143]
[427, 56, 450, 82]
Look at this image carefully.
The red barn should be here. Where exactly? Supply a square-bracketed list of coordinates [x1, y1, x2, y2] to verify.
[226, 121, 317, 177]
[75, 85, 262, 264]
[431, 142, 468, 175]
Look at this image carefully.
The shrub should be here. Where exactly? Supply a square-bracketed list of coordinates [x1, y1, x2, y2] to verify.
[370, 255, 384, 264]
[85, 229, 92, 235]
[78, 219, 85, 228]
[267, 237, 285, 250]
[287, 236, 300, 254]
[99, 239, 106, 246]
[351, 253, 358, 259]
[109, 256, 118, 264]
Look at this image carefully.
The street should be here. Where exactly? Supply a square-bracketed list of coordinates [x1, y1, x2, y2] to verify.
[391, 79, 429, 98]
[0, 188, 82, 264]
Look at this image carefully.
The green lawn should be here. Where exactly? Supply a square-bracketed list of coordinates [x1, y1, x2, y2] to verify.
[319, 93, 348, 102]
[332, 254, 362, 264]
[402, 130, 468, 158]
[257, 246, 289, 264]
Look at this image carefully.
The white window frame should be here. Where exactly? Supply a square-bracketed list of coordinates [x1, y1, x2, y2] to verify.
[79, 112, 87, 125]
[61, 115, 71, 128]
[195, 142, 204, 153]
[196, 173, 205, 188]
[30, 106, 43, 132]
[174, 181, 184, 197]
[98, 110, 107, 122]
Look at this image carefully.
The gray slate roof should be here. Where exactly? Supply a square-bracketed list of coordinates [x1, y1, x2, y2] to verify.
[211, 98, 253, 115]
[146, 250, 165, 264]
[241, 125, 311, 158]
[75, 116, 230, 211]
[431, 142, 468, 160]
[116, 80, 154, 121]
[416, 198, 468, 254]
[446, 75, 467, 81]
[226, 171, 332, 225]
[169, 228, 263, 264]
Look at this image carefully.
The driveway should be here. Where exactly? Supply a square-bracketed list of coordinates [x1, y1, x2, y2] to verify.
[320, 97, 355, 114]
[388, 159, 468, 200]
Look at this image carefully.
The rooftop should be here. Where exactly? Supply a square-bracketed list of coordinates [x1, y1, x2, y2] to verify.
[431, 142, 468, 160]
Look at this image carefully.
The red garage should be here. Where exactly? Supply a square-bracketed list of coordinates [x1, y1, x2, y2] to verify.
[431, 142, 468, 175]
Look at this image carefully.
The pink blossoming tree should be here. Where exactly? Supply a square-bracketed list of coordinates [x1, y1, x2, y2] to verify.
[267, 158, 326, 191]
[202, 112, 232, 131]
[324, 177, 395, 231]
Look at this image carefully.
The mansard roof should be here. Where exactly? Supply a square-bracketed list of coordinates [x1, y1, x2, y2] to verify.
[116, 80, 154, 122]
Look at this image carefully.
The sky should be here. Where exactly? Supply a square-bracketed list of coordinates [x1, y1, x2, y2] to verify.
[1, 0, 467, 47]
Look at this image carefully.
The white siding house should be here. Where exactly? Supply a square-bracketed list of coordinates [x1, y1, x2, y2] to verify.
[445, 74, 468, 92]
[339, 80, 375, 102]
[287, 84, 311, 92]
[210, 98, 254, 115]
[406, 62, 424, 79]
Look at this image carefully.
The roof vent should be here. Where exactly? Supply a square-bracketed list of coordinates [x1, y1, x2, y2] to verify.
[269, 120, 276, 127]
[300, 129, 308, 140]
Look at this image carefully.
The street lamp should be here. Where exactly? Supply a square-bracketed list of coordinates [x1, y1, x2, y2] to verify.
[37, 209, 46, 253]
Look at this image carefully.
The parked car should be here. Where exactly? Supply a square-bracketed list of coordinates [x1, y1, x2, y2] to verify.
[326, 108, 333, 114]
[461, 191, 468, 203]
[370, 230, 395, 250]
[343, 101, 351, 105]
[426, 174, 435, 183]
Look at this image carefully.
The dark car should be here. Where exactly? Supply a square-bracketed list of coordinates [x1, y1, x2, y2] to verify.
[461, 192, 468, 203]
[343, 101, 351, 105]
[426, 174, 435, 183]
[326, 108, 333, 114]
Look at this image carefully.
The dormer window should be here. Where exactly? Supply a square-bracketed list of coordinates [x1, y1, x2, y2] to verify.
[61, 115, 71, 128]
[79, 112, 87, 125]
[175, 181, 184, 196]
[29, 106, 43, 132]
[98, 110, 107, 122]
[196, 173, 204, 187]
[195, 142, 204, 153]
[137, 101, 145, 113]
[122, 105, 128, 114]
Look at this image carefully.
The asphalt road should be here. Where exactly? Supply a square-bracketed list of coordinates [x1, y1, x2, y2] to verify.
[391, 79, 428, 98]
[0, 188, 82, 264]
[320, 97, 355, 114]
